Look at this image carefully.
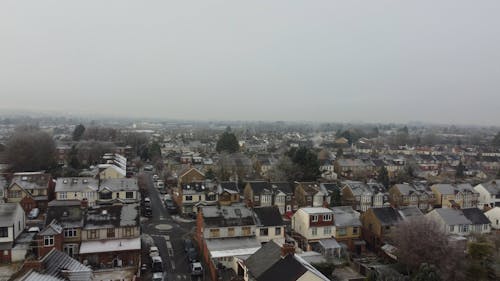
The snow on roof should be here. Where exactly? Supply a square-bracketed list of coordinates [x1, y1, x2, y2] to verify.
[206, 237, 261, 258]
[79, 237, 140, 254]
[299, 207, 333, 215]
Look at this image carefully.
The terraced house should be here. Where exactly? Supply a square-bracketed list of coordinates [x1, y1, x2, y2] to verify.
[7, 172, 54, 212]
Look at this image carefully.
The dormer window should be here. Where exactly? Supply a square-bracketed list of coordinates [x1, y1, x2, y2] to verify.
[323, 214, 332, 221]
[311, 215, 318, 222]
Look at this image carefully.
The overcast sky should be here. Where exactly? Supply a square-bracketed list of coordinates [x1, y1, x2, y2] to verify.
[1, 1, 499, 125]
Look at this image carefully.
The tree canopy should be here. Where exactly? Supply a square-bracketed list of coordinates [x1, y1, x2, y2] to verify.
[286, 147, 320, 181]
[377, 166, 390, 188]
[72, 124, 85, 141]
[493, 132, 500, 147]
[216, 129, 239, 153]
[6, 129, 56, 172]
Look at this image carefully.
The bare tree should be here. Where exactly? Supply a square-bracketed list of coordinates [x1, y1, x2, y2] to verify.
[389, 217, 466, 281]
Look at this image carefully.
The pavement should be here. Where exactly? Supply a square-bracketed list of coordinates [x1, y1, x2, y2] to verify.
[140, 171, 206, 281]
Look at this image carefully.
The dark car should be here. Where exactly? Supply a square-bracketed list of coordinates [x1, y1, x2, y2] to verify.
[143, 207, 152, 218]
[165, 200, 177, 214]
[184, 239, 195, 252]
[187, 248, 199, 263]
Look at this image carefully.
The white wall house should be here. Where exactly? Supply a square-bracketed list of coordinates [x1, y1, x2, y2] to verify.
[485, 207, 500, 230]
[474, 180, 500, 208]
[0, 203, 25, 262]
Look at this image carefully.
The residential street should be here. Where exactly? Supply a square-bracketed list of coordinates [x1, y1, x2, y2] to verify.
[140, 171, 204, 281]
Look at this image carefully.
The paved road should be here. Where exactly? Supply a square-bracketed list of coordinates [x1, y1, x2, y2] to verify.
[140, 171, 204, 281]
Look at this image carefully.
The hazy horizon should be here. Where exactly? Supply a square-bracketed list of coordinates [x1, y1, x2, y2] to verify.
[1, 1, 500, 126]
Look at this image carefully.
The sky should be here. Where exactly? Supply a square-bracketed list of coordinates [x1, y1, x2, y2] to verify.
[1, 1, 499, 125]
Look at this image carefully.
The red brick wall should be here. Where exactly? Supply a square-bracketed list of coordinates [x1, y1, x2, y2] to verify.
[0, 250, 11, 263]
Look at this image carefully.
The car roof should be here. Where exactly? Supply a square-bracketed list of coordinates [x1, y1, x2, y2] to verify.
[152, 256, 162, 262]
[192, 262, 202, 266]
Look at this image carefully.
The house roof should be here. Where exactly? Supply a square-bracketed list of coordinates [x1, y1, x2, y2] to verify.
[0, 203, 22, 227]
[205, 237, 261, 259]
[17, 270, 64, 281]
[432, 184, 455, 195]
[39, 220, 63, 236]
[300, 207, 333, 215]
[247, 181, 272, 195]
[461, 208, 490, 225]
[41, 249, 92, 279]
[45, 204, 83, 228]
[431, 208, 471, 225]
[270, 182, 294, 194]
[10, 172, 50, 190]
[257, 254, 307, 281]
[479, 180, 500, 195]
[331, 206, 361, 227]
[84, 204, 139, 229]
[253, 206, 284, 227]
[201, 205, 255, 227]
[397, 206, 423, 220]
[219, 182, 239, 193]
[245, 240, 282, 278]
[55, 177, 98, 193]
[99, 178, 138, 192]
[79, 237, 140, 254]
[371, 207, 403, 226]
[393, 184, 416, 196]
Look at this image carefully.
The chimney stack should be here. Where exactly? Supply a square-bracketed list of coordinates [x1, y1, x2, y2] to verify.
[81, 198, 88, 209]
[281, 243, 295, 257]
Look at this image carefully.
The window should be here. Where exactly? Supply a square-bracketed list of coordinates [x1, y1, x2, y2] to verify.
[44, 236, 54, 246]
[228, 228, 235, 237]
[323, 214, 332, 221]
[311, 215, 318, 222]
[286, 196, 291, 201]
[242, 226, 251, 236]
[100, 192, 112, 200]
[286, 205, 291, 212]
[0, 227, 8, 238]
[9, 190, 21, 198]
[337, 227, 347, 236]
[484, 224, 489, 230]
[18, 221, 21, 231]
[259, 228, 268, 236]
[123, 227, 133, 237]
[352, 227, 358, 235]
[185, 195, 193, 201]
[254, 196, 259, 202]
[449, 225, 455, 232]
[126, 192, 134, 199]
[59, 192, 67, 200]
[311, 227, 318, 236]
[107, 228, 115, 238]
[461, 225, 469, 232]
[116, 192, 120, 199]
[88, 230, 99, 239]
[209, 228, 220, 238]
[324, 227, 331, 235]
[275, 227, 281, 236]
[64, 228, 77, 238]
[64, 244, 77, 257]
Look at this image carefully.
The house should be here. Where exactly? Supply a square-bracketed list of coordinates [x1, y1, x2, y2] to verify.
[426, 208, 490, 236]
[243, 241, 330, 281]
[97, 178, 139, 205]
[217, 182, 240, 206]
[196, 204, 260, 281]
[270, 182, 296, 215]
[335, 158, 375, 179]
[98, 164, 126, 179]
[319, 183, 342, 207]
[361, 207, 402, 252]
[36, 220, 64, 258]
[177, 167, 205, 186]
[174, 182, 217, 215]
[16, 249, 93, 281]
[0, 175, 7, 201]
[253, 206, 285, 244]
[294, 182, 327, 208]
[79, 204, 140, 268]
[0, 203, 25, 263]
[474, 180, 500, 208]
[485, 207, 500, 230]
[7, 172, 54, 212]
[431, 183, 479, 209]
[244, 181, 273, 208]
[330, 206, 364, 254]
[45, 200, 84, 258]
[55, 178, 98, 206]
[397, 206, 424, 221]
[341, 181, 385, 212]
[388, 184, 432, 211]
[291, 207, 334, 251]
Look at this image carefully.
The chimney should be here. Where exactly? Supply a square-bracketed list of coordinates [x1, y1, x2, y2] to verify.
[281, 243, 295, 257]
[81, 198, 88, 209]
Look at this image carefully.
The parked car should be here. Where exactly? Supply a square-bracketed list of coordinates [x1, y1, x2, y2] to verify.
[151, 256, 163, 273]
[144, 207, 152, 218]
[144, 165, 154, 171]
[184, 239, 195, 252]
[190, 262, 203, 276]
[153, 174, 159, 180]
[149, 246, 159, 258]
[152, 272, 164, 281]
[187, 248, 199, 263]
[165, 200, 177, 214]
[28, 226, 40, 233]
[28, 208, 40, 219]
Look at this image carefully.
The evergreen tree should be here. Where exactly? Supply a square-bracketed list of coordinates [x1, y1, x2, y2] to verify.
[216, 128, 239, 153]
[377, 166, 390, 188]
[72, 124, 86, 141]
